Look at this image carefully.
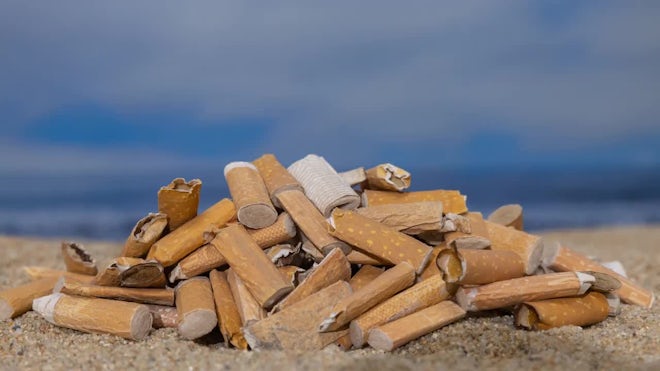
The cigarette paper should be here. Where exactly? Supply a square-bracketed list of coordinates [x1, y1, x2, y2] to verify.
[367, 301, 466, 351]
[348, 265, 384, 291]
[487, 204, 524, 231]
[252, 154, 304, 208]
[147, 198, 236, 267]
[209, 270, 248, 350]
[95, 257, 166, 288]
[361, 189, 468, 215]
[444, 212, 491, 250]
[61, 242, 98, 276]
[121, 212, 168, 258]
[145, 304, 178, 329]
[57, 277, 174, 306]
[94, 257, 144, 286]
[485, 220, 543, 275]
[319, 262, 416, 332]
[436, 248, 525, 285]
[23, 266, 96, 284]
[355, 201, 443, 235]
[0, 278, 57, 321]
[158, 178, 202, 231]
[226, 268, 266, 326]
[440, 213, 472, 233]
[329, 209, 433, 274]
[515, 291, 610, 330]
[365, 163, 411, 192]
[247, 212, 297, 247]
[175, 277, 217, 340]
[33, 293, 152, 340]
[224, 162, 278, 229]
[338, 167, 367, 187]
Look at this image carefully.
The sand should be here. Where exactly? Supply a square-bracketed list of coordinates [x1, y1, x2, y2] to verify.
[1, 226, 658, 370]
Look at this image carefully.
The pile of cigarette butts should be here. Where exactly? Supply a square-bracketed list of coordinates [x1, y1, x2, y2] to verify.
[0, 154, 654, 352]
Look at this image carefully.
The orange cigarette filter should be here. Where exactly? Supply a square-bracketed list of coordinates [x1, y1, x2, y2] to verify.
[224, 162, 278, 229]
[516, 291, 610, 330]
[252, 154, 304, 208]
[436, 247, 526, 285]
[364, 163, 411, 192]
[361, 189, 468, 214]
[158, 178, 202, 231]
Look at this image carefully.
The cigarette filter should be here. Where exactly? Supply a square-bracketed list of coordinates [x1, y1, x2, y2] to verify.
[209, 270, 248, 349]
[0, 278, 57, 321]
[158, 178, 202, 231]
[224, 162, 278, 229]
[175, 277, 217, 340]
[247, 212, 297, 247]
[365, 163, 411, 192]
[361, 189, 468, 214]
[355, 201, 443, 235]
[515, 291, 610, 330]
[485, 220, 543, 275]
[487, 204, 524, 231]
[57, 277, 174, 306]
[338, 167, 367, 187]
[252, 154, 304, 208]
[121, 212, 168, 258]
[146, 304, 178, 329]
[436, 248, 525, 285]
[61, 242, 98, 276]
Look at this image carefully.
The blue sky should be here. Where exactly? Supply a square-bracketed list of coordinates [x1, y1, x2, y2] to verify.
[1, 1, 659, 174]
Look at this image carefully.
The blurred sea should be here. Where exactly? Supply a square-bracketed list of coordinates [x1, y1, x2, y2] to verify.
[1, 167, 659, 241]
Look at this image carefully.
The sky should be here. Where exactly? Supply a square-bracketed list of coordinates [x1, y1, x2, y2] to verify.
[1, 1, 659, 174]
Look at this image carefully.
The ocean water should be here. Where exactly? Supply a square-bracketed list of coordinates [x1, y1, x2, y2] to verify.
[1, 167, 659, 240]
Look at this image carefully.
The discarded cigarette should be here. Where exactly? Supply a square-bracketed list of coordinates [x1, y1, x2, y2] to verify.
[361, 189, 468, 214]
[95, 257, 166, 288]
[348, 265, 384, 291]
[0, 278, 57, 321]
[277, 189, 350, 255]
[338, 167, 367, 187]
[147, 198, 236, 267]
[224, 162, 278, 229]
[244, 281, 352, 351]
[355, 201, 443, 235]
[329, 209, 433, 274]
[226, 269, 266, 326]
[247, 212, 297, 247]
[158, 178, 202, 231]
[487, 204, 524, 231]
[33, 293, 152, 340]
[121, 212, 168, 258]
[252, 153, 304, 208]
[455, 271, 600, 311]
[543, 244, 654, 308]
[209, 270, 248, 350]
[485, 220, 543, 275]
[444, 212, 491, 250]
[56, 277, 174, 306]
[417, 244, 446, 282]
[146, 304, 178, 329]
[436, 248, 525, 285]
[350, 275, 451, 348]
[274, 248, 351, 312]
[365, 163, 411, 192]
[346, 249, 390, 266]
[23, 266, 96, 284]
[319, 262, 416, 332]
[287, 154, 360, 217]
[175, 277, 217, 340]
[61, 241, 97, 276]
[515, 291, 610, 330]
[211, 224, 294, 309]
[367, 301, 466, 351]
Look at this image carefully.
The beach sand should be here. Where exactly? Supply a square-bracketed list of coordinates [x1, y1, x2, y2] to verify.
[1, 225, 658, 370]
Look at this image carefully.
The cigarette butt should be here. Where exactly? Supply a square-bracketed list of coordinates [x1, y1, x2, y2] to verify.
[487, 204, 524, 231]
[338, 167, 367, 187]
[0, 278, 57, 321]
[361, 189, 468, 215]
[158, 178, 202, 231]
[277, 189, 350, 255]
[485, 220, 543, 275]
[444, 212, 491, 250]
[436, 248, 525, 285]
[365, 163, 411, 192]
[244, 281, 352, 351]
[147, 198, 236, 267]
[329, 209, 433, 274]
[543, 243, 654, 308]
[23, 266, 96, 284]
[209, 270, 248, 350]
[247, 212, 297, 248]
[145, 304, 178, 329]
[287, 154, 361, 217]
[367, 301, 466, 351]
[355, 201, 443, 235]
[334, 333, 354, 351]
[346, 249, 390, 266]
[224, 162, 278, 229]
[350, 275, 451, 348]
[455, 271, 598, 311]
[226, 268, 266, 326]
[95, 257, 166, 288]
[61, 241, 98, 276]
[253, 153, 304, 208]
[273, 248, 351, 312]
[33, 293, 152, 340]
[515, 291, 610, 330]
[57, 277, 175, 306]
[349, 265, 385, 291]
[212, 224, 294, 310]
[417, 245, 446, 282]
[319, 262, 416, 332]
[121, 212, 168, 258]
[175, 277, 217, 340]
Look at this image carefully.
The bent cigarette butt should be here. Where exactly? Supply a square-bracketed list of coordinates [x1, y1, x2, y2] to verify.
[367, 301, 466, 351]
[23, 266, 96, 284]
[515, 291, 610, 330]
[319, 262, 416, 332]
[147, 198, 236, 267]
[253, 154, 304, 208]
[329, 209, 433, 274]
[33, 293, 152, 340]
[145, 304, 178, 329]
[485, 220, 543, 275]
[226, 268, 266, 326]
[350, 275, 451, 348]
[244, 281, 352, 351]
[349, 265, 385, 291]
[365, 163, 411, 192]
[0, 278, 57, 321]
[273, 248, 351, 312]
[61, 242, 97, 276]
[543, 244, 654, 308]
[95, 258, 166, 288]
[175, 277, 217, 340]
[487, 204, 524, 231]
[224, 162, 278, 229]
[355, 201, 443, 235]
[158, 178, 202, 231]
[455, 271, 597, 311]
[247, 212, 297, 248]
[121, 212, 168, 258]
[436, 248, 525, 285]
[361, 189, 468, 215]
[57, 277, 174, 306]
[209, 270, 248, 350]
[338, 167, 367, 187]
[444, 212, 491, 250]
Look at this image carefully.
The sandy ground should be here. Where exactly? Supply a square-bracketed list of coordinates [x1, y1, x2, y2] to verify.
[1, 225, 658, 370]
